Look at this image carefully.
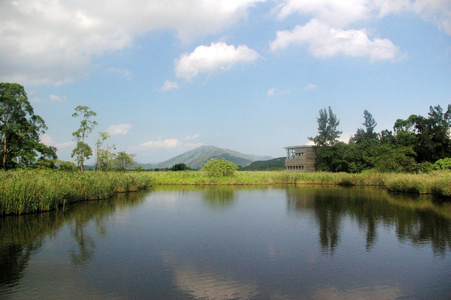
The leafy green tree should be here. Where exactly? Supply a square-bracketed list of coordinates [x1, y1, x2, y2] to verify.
[113, 151, 136, 170]
[202, 158, 238, 177]
[71, 106, 97, 170]
[171, 163, 192, 171]
[394, 105, 451, 163]
[0, 83, 49, 169]
[351, 110, 378, 143]
[95, 132, 116, 171]
[56, 160, 77, 171]
[309, 106, 342, 147]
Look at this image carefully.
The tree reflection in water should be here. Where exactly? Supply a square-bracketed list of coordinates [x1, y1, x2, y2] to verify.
[0, 191, 147, 289]
[286, 186, 451, 256]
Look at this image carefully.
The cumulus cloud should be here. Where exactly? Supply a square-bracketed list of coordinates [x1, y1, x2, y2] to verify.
[270, 19, 401, 62]
[175, 42, 260, 81]
[276, 0, 451, 34]
[0, 0, 263, 85]
[133, 137, 203, 151]
[40, 134, 74, 149]
[107, 124, 132, 135]
[275, 0, 371, 28]
[185, 134, 200, 141]
[160, 80, 179, 92]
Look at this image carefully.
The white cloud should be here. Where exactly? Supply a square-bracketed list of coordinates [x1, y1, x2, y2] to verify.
[275, 0, 371, 28]
[107, 124, 132, 136]
[0, 0, 264, 85]
[40, 134, 74, 149]
[160, 80, 179, 92]
[185, 134, 201, 141]
[136, 138, 182, 150]
[270, 19, 401, 62]
[304, 83, 318, 91]
[267, 88, 275, 96]
[49, 94, 62, 102]
[276, 0, 451, 35]
[133, 137, 204, 151]
[175, 42, 260, 81]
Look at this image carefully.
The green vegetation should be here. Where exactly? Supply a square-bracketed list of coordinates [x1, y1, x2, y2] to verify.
[150, 170, 450, 197]
[241, 157, 285, 170]
[71, 105, 97, 171]
[0, 170, 153, 215]
[201, 158, 238, 177]
[0, 83, 56, 170]
[311, 105, 451, 173]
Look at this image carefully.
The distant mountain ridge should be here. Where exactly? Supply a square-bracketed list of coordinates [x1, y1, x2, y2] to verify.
[146, 145, 272, 170]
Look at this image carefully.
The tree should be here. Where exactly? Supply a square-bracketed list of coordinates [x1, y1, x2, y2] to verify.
[393, 104, 451, 163]
[0, 83, 48, 169]
[309, 107, 342, 147]
[95, 132, 116, 171]
[113, 151, 136, 171]
[350, 110, 378, 143]
[171, 163, 192, 171]
[202, 158, 238, 177]
[71, 106, 97, 170]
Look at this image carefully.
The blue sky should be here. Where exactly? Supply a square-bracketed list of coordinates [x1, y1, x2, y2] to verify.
[1, 0, 450, 164]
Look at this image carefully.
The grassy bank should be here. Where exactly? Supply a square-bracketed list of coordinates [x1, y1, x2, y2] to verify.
[0, 170, 153, 215]
[151, 170, 451, 198]
[1, 169, 449, 216]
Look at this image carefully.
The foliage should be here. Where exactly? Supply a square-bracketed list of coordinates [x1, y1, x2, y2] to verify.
[241, 157, 285, 171]
[95, 132, 115, 171]
[113, 151, 136, 170]
[202, 158, 238, 177]
[0, 170, 154, 215]
[309, 106, 342, 147]
[394, 104, 451, 163]
[55, 160, 77, 171]
[171, 163, 192, 171]
[0, 83, 51, 170]
[432, 158, 451, 171]
[72, 106, 97, 170]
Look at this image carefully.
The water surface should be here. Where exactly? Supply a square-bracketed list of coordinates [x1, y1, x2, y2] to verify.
[1, 186, 450, 299]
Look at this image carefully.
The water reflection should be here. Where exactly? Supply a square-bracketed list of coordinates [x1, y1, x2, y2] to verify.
[0, 192, 147, 293]
[1, 186, 450, 299]
[286, 186, 451, 256]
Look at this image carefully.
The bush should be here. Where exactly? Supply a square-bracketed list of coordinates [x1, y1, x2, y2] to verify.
[432, 158, 451, 171]
[201, 158, 238, 177]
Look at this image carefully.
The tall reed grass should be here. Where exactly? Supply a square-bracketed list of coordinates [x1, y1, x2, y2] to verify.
[1, 169, 449, 216]
[0, 170, 153, 215]
[151, 170, 450, 198]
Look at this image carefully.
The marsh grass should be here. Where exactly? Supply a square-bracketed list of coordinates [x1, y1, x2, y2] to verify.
[151, 170, 450, 198]
[0, 170, 153, 215]
[1, 169, 449, 215]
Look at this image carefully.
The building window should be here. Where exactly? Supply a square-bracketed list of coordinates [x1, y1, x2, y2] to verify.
[296, 152, 305, 157]
[287, 149, 295, 159]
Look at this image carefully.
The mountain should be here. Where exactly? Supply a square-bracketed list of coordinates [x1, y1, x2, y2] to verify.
[152, 145, 262, 170]
[241, 157, 286, 171]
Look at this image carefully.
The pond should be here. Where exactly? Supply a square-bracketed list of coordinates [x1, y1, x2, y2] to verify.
[1, 186, 450, 299]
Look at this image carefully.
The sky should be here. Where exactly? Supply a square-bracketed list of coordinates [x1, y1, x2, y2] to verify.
[1, 0, 450, 164]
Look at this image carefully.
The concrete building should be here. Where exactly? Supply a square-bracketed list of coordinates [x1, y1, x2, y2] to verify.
[284, 145, 316, 171]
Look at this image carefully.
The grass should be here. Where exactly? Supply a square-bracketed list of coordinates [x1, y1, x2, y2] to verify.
[1, 169, 449, 216]
[151, 170, 450, 198]
[0, 170, 153, 215]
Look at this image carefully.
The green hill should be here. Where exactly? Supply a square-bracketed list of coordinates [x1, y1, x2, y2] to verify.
[241, 157, 286, 171]
[153, 145, 257, 169]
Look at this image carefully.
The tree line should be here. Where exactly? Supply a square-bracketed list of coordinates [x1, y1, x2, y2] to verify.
[0, 83, 136, 171]
[309, 105, 451, 172]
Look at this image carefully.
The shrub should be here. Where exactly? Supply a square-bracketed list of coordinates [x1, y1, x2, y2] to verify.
[201, 158, 238, 177]
[432, 158, 451, 171]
